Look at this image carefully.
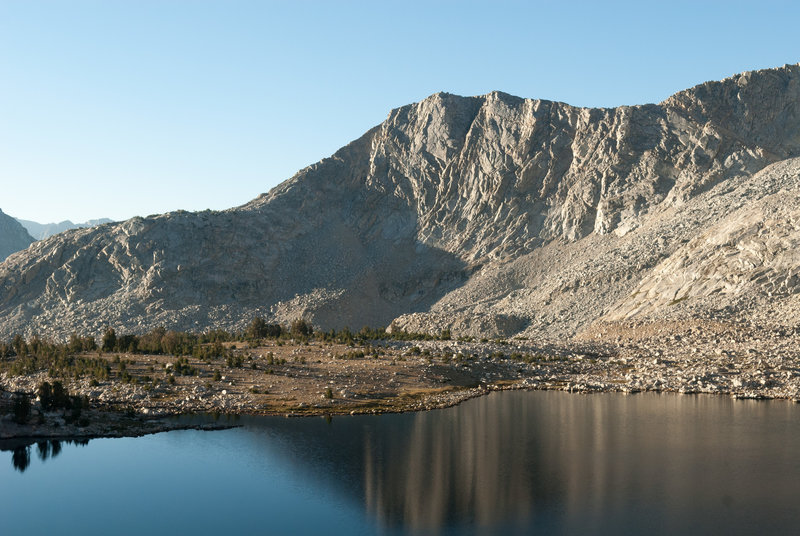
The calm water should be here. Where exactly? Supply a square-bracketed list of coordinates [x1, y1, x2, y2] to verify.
[2, 391, 800, 535]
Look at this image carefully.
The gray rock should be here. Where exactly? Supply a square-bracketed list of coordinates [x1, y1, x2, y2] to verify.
[0, 209, 34, 262]
[1, 64, 800, 339]
[15, 218, 114, 240]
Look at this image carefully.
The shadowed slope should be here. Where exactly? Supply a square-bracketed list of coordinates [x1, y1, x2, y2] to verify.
[0, 210, 34, 262]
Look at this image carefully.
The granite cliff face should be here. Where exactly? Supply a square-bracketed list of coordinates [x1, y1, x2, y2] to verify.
[1, 64, 800, 340]
[0, 209, 34, 262]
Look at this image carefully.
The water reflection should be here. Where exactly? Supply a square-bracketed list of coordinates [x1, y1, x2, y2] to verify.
[3, 438, 89, 473]
[3, 392, 800, 534]
[353, 392, 800, 533]
[12, 446, 30, 472]
[362, 394, 554, 532]
[197, 392, 791, 533]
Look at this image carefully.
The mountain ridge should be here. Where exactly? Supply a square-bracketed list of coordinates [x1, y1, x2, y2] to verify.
[1, 63, 800, 340]
[0, 209, 34, 262]
[16, 218, 114, 240]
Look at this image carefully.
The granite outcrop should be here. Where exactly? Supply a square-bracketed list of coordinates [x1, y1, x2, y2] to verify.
[1, 64, 800, 340]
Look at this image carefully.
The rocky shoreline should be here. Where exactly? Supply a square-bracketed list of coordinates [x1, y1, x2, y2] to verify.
[3, 321, 800, 443]
[0, 415, 234, 450]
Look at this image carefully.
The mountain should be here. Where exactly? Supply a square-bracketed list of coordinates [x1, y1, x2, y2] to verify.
[0, 209, 34, 262]
[16, 218, 114, 240]
[1, 64, 799, 340]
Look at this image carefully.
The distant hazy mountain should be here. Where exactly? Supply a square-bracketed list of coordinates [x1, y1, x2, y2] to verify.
[16, 218, 114, 240]
[0, 209, 34, 261]
[1, 64, 800, 341]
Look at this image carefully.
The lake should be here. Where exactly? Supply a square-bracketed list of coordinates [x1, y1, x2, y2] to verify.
[2, 391, 799, 535]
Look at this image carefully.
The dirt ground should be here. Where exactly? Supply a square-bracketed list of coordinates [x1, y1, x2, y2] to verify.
[4, 321, 800, 443]
[10, 338, 533, 417]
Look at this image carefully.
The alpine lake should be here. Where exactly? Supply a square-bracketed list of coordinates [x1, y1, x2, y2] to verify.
[3, 390, 799, 535]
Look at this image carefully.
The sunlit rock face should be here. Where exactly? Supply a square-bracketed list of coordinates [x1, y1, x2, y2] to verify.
[1, 64, 800, 339]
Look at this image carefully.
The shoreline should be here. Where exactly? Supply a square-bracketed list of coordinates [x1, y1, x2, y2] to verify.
[4, 321, 800, 442]
[2, 381, 798, 449]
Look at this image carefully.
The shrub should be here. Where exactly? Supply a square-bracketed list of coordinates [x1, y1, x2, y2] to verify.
[13, 394, 31, 424]
[66, 396, 85, 423]
[68, 333, 83, 354]
[226, 354, 244, 368]
[340, 350, 365, 360]
[51, 381, 69, 408]
[36, 381, 75, 411]
[101, 327, 117, 352]
[38, 381, 53, 410]
[290, 318, 313, 338]
[170, 357, 197, 376]
[12, 334, 28, 357]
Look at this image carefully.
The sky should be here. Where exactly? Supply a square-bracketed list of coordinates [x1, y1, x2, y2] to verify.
[1, 0, 799, 224]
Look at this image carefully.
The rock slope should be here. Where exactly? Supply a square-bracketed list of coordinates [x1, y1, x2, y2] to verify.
[1, 64, 800, 340]
[0, 209, 34, 262]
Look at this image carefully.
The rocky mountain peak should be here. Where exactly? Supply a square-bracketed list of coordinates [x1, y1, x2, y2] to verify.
[2, 64, 800, 340]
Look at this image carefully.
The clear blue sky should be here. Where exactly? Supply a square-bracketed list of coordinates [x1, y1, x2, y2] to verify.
[1, 0, 798, 223]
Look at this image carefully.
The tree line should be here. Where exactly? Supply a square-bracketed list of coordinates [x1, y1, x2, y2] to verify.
[0, 317, 454, 380]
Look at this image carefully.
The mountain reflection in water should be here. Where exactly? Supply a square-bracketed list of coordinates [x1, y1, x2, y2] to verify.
[362, 392, 800, 533]
[230, 391, 800, 534]
[3, 391, 800, 535]
[362, 393, 552, 531]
